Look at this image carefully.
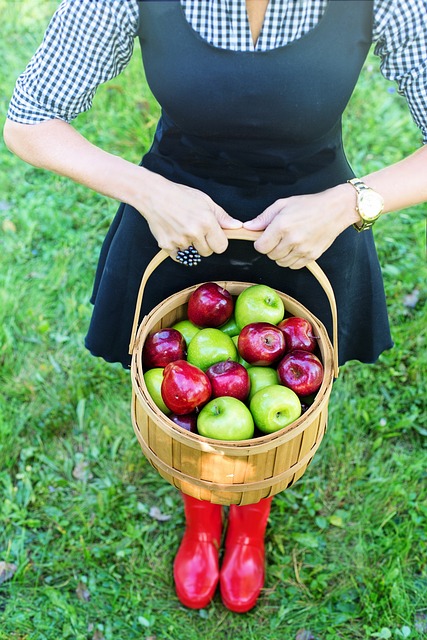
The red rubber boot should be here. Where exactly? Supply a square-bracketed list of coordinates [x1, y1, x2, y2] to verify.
[173, 494, 223, 609]
[220, 497, 272, 613]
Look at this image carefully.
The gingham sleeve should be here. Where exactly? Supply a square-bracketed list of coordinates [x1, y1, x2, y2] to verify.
[373, 0, 427, 143]
[7, 0, 139, 124]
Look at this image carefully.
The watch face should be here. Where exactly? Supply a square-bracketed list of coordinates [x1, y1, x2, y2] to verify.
[359, 190, 384, 221]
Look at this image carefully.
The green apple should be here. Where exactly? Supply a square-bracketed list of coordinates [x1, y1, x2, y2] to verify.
[235, 284, 285, 329]
[232, 335, 250, 369]
[187, 328, 237, 371]
[249, 385, 301, 434]
[143, 367, 171, 415]
[219, 314, 240, 337]
[172, 319, 200, 347]
[247, 366, 279, 401]
[197, 397, 254, 441]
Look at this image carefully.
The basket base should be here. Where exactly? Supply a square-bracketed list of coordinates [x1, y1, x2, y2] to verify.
[131, 391, 328, 505]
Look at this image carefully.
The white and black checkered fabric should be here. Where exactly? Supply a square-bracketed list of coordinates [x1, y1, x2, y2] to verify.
[7, 0, 427, 142]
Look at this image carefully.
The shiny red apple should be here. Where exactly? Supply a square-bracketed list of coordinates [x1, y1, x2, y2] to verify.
[277, 350, 324, 397]
[168, 412, 198, 433]
[142, 328, 186, 370]
[187, 282, 234, 328]
[277, 316, 318, 353]
[237, 322, 286, 366]
[206, 360, 250, 402]
[161, 360, 212, 415]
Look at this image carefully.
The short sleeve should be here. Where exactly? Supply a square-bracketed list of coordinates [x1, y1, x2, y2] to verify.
[7, 0, 139, 124]
[373, 0, 427, 143]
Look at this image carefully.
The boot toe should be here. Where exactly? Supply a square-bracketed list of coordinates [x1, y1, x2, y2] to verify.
[174, 541, 219, 609]
[220, 547, 265, 613]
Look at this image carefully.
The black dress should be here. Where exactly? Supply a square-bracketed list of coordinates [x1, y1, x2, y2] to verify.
[85, 0, 393, 368]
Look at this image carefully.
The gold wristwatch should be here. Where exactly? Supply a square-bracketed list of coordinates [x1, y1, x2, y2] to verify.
[347, 178, 384, 232]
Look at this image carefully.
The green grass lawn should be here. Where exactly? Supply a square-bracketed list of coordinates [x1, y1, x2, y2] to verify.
[1, 2, 426, 639]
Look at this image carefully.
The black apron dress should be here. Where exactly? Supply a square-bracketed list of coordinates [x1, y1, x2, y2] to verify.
[85, 0, 393, 368]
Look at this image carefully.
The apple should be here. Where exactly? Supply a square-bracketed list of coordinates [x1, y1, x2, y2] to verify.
[237, 322, 286, 366]
[247, 366, 279, 401]
[249, 385, 301, 434]
[206, 360, 250, 402]
[143, 367, 171, 415]
[197, 397, 254, 441]
[235, 284, 285, 330]
[277, 350, 324, 397]
[161, 360, 212, 415]
[277, 316, 318, 353]
[142, 328, 186, 370]
[187, 328, 238, 371]
[232, 335, 250, 369]
[172, 319, 200, 346]
[187, 282, 234, 328]
[168, 412, 198, 433]
[219, 314, 240, 337]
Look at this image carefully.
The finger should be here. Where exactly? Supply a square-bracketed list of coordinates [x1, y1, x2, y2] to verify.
[243, 201, 282, 231]
[214, 205, 242, 230]
[253, 227, 283, 255]
[205, 224, 229, 254]
[277, 257, 309, 270]
[192, 235, 213, 258]
[275, 251, 311, 270]
[265, 238, 294, 262]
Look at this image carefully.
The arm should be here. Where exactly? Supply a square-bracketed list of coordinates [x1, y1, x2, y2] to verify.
[245, 0, 427, 269]
[3, 118, 242, 256]
[4, 0, 241, 258]
[243, 143, 427, 269]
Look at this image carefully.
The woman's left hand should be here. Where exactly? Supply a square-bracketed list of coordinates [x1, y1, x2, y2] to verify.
[243, 184, 358, 269]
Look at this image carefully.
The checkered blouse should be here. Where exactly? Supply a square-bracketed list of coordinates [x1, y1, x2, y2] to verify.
[7, 0, 427, 142]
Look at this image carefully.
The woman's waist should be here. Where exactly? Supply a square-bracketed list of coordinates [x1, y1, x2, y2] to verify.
[143, 119, 350, 189]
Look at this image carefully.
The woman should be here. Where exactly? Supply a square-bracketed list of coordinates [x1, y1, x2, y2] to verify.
[4, 0, 427, 613]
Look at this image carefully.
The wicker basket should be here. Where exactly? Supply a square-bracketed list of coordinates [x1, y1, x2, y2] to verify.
[129, 230, 339, 505]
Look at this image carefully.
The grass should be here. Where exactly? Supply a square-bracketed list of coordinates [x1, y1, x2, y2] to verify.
[0, 2, 426, 639]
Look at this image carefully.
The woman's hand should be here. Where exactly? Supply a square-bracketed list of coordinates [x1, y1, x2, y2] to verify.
[139, 171, 242, 260]
[243, 184, 358, 269]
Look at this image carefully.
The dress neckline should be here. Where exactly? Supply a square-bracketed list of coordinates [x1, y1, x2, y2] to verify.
[174, 0, 336, 54]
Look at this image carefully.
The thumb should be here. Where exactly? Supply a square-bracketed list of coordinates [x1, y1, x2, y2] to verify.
[215, 206, 243, 229]
[243, 207, 278, 231]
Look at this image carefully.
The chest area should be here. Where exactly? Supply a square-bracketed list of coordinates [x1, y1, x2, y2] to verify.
[137, 1, 373, 141]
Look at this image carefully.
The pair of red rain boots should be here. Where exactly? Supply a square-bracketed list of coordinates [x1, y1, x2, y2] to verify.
[173, 494, 272, 613]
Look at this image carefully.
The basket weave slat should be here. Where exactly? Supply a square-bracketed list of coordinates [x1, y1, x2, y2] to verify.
[130, 230, 338, 505]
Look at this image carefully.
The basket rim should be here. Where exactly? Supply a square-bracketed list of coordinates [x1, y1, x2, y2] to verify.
[131, 280, 334, 452]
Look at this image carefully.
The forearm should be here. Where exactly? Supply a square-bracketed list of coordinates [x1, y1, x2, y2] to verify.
[3, 117, 157, 211]
[244, 143, 427, 269]
[3, 117, 242, 257]
[360, 144, 427, 213]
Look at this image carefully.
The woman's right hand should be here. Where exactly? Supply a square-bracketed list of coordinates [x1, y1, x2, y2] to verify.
[137, 170, 242, 260]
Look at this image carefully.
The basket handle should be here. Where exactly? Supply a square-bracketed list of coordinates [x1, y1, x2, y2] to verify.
[129, 229, 339, 377]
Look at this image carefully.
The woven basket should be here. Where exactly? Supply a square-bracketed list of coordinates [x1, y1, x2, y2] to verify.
[129, 230, 339, 505]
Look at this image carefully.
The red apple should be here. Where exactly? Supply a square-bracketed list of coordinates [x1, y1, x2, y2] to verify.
[161, 360, 212, 415]
[187, 282, 234, 328]
[277, 316, 318, 353]
[237, 322, 286, 366]
[142, 328, 186, 370]
[206, 360, 250, 402]
[277, 350, 324, 397]
[168, 412, 198, 433]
